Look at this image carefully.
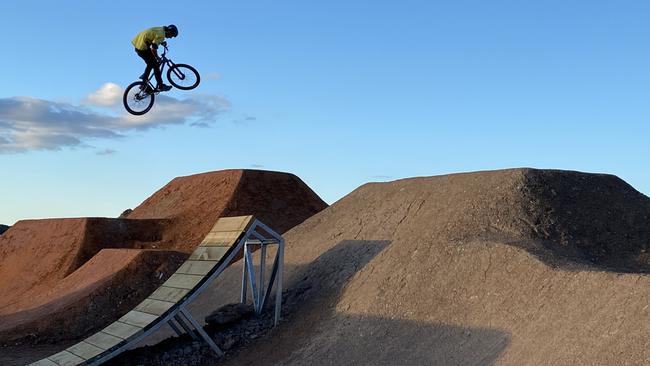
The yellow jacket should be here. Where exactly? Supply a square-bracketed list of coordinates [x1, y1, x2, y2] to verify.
[132, 27, 165, 50]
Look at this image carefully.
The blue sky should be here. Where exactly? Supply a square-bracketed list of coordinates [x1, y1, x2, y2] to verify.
[1, 1, 649, 225]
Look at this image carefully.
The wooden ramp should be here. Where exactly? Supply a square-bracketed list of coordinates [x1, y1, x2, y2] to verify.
[30, 216, 285, 366]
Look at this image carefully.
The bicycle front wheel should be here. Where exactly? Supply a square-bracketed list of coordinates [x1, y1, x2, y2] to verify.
[123, 81, 155, 115]
[167, 64, 200, 90]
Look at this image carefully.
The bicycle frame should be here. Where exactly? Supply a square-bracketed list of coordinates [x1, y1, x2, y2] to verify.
[143, 45, 187, 88]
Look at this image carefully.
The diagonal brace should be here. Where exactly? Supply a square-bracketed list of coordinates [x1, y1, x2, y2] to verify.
[179, 307, 224, 357]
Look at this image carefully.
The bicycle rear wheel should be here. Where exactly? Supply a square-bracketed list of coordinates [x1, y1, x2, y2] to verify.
[123, 81, 155, 115]
[167, 64, 200, 90]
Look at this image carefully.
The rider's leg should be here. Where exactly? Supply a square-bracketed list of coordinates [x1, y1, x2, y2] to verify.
[136, 48, 171, 91]
[136, 49, 154, 81]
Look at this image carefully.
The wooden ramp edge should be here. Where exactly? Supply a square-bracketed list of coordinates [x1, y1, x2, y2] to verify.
[29, 215, 258, 366]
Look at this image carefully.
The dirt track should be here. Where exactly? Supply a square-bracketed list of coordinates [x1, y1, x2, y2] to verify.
[113, 168, 649, 365]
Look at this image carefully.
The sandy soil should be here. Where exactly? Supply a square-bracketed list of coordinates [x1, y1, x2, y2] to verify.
[114, 168, 649, 366]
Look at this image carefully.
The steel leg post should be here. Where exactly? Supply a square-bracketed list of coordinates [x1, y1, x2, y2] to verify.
[275, 240, 284, 326]
[174, 314, 198, 340]
[241, 244, 248, 303]
[262, 248, 280, 309]
[259, 244, 266, 313]
[168, 318, 184, 336]
[245, 247, 259, 312]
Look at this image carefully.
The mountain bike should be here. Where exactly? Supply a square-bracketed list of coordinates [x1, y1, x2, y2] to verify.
[123, 44, 200, 115]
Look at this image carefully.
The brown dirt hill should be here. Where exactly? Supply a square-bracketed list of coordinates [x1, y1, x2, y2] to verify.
[112, 168, 650, 366]
[247, 168, 650, 366]
[126, 169, 328, 252]
[0, 249, 185, 346]
[0, 169, 326, 363]
[0, 218, 167, 313]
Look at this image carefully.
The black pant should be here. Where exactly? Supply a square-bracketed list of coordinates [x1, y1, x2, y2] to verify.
[135, 48, 164, 86]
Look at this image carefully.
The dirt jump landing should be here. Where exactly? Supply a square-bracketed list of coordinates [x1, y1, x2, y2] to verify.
[135, 168, 648, 366]
[0, 169, 326, 363]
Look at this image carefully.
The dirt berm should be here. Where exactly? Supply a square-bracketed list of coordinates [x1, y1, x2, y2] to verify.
[0, 169, 326, 354]
[115, 168, 649, 366]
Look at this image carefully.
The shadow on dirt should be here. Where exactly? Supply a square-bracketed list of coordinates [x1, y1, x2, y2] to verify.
[108, 240, 510, 366]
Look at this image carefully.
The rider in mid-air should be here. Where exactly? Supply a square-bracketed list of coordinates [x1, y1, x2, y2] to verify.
[132, 24, 178, 92]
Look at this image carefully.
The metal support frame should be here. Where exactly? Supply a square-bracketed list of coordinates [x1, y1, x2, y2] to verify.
[165, 219, 285, 354]
[240, 235, 284, 325]
[87, 218, 284, 365]
[174, 314, 198, 340]
[168, 319, 183, 337]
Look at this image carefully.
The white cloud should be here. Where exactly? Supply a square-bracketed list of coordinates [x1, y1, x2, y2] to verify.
[0, 83, 232, 154]
[85, 82, 123, 107]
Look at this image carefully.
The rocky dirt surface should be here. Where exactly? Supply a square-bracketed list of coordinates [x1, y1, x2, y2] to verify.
[113, 168, 649, 365]
[107, 303, 273, 366]
[0, 170, 327, 365]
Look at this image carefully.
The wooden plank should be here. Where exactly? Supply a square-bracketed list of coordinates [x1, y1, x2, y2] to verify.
[189, 246, 230, 261]
[85, 331, 123, 350]
[148, 286, 190, 302]
[163, 273, 204, 290]
[176, 260, 218, 276]
[103, 321, 142, 339]
[200, 230, 242, 247]
[28, 359, 59, 366]
[67, 341, 104, 360]
[118, 310, 158, 328]
[48, 351, 85, 365]
[208, 215, 253, 233]
[135, 298, 176, 316]
[119, 310, 158, 328]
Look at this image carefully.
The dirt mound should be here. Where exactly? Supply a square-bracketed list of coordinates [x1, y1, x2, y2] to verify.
[0, 249, 185, 345]
[0, 169, 326, 363]
[126, 169, 327, 252]
[254, 168, 650, 365]
[116, 168, 649, 366]
[0, 218, 167, 311]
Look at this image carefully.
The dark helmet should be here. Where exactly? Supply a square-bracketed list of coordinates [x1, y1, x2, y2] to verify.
[165, 24, 178, 38]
